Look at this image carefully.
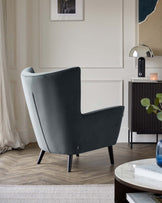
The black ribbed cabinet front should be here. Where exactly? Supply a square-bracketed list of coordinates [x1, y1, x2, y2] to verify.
[128, 81, 162, 148]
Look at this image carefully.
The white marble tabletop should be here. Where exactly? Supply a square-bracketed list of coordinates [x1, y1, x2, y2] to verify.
[115, 158, 162, 193]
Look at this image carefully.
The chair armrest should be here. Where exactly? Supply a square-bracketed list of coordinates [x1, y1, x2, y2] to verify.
[82, 106, 124, 118]
[81, 106, 124, 128]
[76, 106, 124, 153]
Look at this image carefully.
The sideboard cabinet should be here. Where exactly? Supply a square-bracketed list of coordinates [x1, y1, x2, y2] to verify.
[128, 81, 162, 148]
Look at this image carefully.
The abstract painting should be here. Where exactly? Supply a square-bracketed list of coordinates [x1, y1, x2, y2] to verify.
[139, 0, 162, 55]
[58, 0, 75, 14]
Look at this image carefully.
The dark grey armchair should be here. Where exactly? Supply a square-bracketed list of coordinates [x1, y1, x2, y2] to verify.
[21, 67, 124, 172]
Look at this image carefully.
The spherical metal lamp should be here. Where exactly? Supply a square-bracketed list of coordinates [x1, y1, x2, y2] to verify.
[129, 44, 154, 77]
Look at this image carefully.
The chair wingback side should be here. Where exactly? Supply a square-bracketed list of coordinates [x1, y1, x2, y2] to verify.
[21, 67, 81, 154]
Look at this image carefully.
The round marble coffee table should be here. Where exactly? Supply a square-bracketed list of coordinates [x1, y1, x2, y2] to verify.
[114, 158, 162, 203]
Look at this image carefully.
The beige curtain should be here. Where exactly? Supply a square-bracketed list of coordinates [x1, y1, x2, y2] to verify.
[0, 0, 24, 153]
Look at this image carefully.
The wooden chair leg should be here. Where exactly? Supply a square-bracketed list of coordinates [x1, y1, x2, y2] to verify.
[37, 150, 45, 164]
[67, 155, 73, 172]
[108, 146, 114, 165]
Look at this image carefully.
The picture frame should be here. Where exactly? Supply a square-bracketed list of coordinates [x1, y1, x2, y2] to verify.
[50, 0, 83, 21]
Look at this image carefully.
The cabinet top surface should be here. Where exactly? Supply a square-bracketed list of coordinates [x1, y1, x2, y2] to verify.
[129, 81, 162, 83]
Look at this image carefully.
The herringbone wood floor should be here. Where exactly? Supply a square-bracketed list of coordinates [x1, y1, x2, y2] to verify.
[0, 143, 156, 185]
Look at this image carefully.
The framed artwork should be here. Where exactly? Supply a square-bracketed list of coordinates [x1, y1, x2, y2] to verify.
[50, 0, 83, 21]
[139, 0, 162, 56]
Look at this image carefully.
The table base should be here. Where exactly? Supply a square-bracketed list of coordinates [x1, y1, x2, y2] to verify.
[115, 179, 143, 203]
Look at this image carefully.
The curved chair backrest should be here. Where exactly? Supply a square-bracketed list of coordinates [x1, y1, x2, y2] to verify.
[21, 67, 81, 154]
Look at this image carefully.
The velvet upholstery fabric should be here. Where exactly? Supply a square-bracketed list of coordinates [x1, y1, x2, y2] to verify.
[21, 67, 124, 156]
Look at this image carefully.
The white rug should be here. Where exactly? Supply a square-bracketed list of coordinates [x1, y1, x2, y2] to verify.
[0, 184, 114, 203]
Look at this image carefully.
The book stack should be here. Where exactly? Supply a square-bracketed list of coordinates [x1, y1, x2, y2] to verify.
[134, 163, 162, 181]
[127, 193, 162, 203]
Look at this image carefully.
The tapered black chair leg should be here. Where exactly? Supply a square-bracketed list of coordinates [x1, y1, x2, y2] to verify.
[108, 146, 114, 165]
[67, 155, 73, 172]
[37, 150, 45, 164]
[76, 153, 79, 157]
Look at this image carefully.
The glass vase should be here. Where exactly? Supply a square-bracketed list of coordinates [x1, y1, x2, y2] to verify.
[156, 140, 162, 167]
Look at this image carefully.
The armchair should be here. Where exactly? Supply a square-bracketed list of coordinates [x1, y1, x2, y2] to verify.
[21, 67, 124, 172]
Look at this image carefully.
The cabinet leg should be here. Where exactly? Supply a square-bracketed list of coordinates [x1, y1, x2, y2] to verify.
[130, 131, 133, 149]
[128, 129, 130, 144]
[156, 134, 159, 143]
[128, 129, 133, 149]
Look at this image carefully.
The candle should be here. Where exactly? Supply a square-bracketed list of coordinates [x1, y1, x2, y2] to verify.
[150, 73, 158, 81]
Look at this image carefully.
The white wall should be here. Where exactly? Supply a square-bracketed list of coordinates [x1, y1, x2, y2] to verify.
[6, 0, 162, 143]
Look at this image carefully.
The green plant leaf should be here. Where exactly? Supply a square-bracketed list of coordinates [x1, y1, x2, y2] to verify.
[156, 94, 162, 103]
[154, 98, 159, 106]
[153, 110, 157, 114]
[146, 105, 153, 114]
[152, 105, 160, 111]
[141, 98, 150, 107]
[156, 93, 162, 99]
[157, 112, 162, 121]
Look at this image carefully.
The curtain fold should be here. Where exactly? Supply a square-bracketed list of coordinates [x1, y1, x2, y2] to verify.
[0, 0, 24, 153]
